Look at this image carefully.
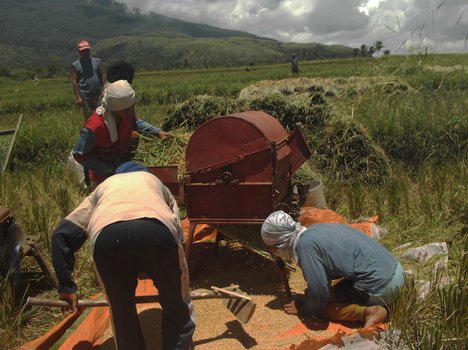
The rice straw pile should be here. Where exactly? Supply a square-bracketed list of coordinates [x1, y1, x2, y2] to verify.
[137, 77, 397, 184]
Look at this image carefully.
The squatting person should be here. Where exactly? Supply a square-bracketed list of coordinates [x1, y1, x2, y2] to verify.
[261, 210, 404, 327]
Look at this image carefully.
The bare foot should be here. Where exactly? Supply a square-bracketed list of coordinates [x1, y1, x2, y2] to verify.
[363, 305, 388, 327]
[284, 300, 303, 315]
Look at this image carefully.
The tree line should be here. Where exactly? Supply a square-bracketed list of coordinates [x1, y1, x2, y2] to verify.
[353, 41, 390, 57]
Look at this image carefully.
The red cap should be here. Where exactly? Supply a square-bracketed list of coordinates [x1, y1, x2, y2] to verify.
[77, 40, 91, 51]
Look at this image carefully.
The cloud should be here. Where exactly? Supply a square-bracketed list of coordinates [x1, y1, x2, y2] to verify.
[116, 0, 468, 53]
[306, 0, 370, 35]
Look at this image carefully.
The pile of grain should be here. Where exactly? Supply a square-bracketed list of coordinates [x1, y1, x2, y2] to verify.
[161, 95, 239, 130]
[305, 115, 391, 184]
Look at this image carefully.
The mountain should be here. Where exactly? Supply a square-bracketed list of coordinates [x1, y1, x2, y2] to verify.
[0, 0, 354, 75]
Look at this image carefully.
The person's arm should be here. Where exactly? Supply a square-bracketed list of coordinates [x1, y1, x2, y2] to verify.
[72, 128, 115, 177]
[69, 67, 83, 107]
[51, 195, 93, 312]
[134, 119, 171, 139]
[51, 219, 87, 295]
[297, 246, 330, 315]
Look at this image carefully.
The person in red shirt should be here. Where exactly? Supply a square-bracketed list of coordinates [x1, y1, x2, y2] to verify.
[72, 80, 170, 191]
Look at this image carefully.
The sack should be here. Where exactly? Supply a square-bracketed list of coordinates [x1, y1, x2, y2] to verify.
[66, 151, 85, 187]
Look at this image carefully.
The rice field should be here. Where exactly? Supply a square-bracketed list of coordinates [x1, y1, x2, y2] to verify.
[0, 54, 467, 349]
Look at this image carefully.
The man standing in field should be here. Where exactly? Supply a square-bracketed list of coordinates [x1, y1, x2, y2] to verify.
[291, 53, 299, 74]
[70, 40, 105, 120]
[261, 210, 404, 328]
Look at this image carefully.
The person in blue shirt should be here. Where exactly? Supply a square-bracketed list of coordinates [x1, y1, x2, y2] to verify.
[70, 40, 105, 120]
[261, 210, 404, 328]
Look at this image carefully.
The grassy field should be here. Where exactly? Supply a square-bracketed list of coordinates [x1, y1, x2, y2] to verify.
[0, 54, 467, 349]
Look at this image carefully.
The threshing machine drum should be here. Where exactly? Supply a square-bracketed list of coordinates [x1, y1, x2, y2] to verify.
[184, 111, 311, 223]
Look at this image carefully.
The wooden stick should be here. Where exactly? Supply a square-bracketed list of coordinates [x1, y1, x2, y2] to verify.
[27, 285, 246, 308]
[211, 286, 252, 301]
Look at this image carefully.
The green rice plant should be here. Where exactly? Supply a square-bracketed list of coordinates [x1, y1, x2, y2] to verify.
[412, 163, 459, 227]
[344, 182, 367, 219]
[53, 182, 77, 218]
[72, 248, 101, 297]
[386, 238, 467, 350]
[0, 276, 40, 348]
[1, 165, 83, 254]
[0, 134, 12, 170]
[13, 110, 81, 166]
[325, 159, 466, 250]
[384, 175, 404, 216]
[350, 89, 467, 165]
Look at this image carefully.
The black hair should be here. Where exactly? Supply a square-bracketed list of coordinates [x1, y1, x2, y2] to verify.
[106, 61, 135, 84]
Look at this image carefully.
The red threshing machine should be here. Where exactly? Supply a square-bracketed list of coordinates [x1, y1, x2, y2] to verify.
[148, 111, 312, 294]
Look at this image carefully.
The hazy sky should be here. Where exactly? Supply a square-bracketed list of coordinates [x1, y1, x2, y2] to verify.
[116, 0, 468, 53]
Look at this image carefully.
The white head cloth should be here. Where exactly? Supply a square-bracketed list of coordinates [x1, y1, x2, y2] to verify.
[261, 210, 307, 261]
[95, 80, 135, 143]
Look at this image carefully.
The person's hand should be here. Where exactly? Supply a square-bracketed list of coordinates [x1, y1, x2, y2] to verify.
[58, 292, 79, 313]
[76, 97, 84, 107]
[157, 130, 171, 139]
[284, 299, 303, 316]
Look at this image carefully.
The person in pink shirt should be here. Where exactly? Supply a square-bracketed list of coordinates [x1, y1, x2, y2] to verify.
[51, 161, 194, 350]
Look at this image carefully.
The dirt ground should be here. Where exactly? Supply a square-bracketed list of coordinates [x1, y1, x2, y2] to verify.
[98, 237, 366, 350]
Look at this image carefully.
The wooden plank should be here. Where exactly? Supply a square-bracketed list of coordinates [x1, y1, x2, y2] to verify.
[2, 114, 23, 174]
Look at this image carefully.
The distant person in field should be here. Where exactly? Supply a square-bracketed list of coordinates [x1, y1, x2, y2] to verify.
[72, 80, 170, 191]
[291, 53, 299, 74]
[261, 210, 404, 328]
[69, 40, 105, 120]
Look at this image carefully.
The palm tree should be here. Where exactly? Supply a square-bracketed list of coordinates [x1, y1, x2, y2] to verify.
[374, 40, 384, 57]
[360, 44, 368, 56]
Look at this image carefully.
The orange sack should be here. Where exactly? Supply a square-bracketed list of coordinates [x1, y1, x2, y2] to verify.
[298, 206, 383, 240]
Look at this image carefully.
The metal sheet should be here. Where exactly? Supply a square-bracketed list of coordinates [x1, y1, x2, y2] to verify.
[186, 111, 288, 175]
[185, 183, 274, 221]
[287, 127, 312, 173]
